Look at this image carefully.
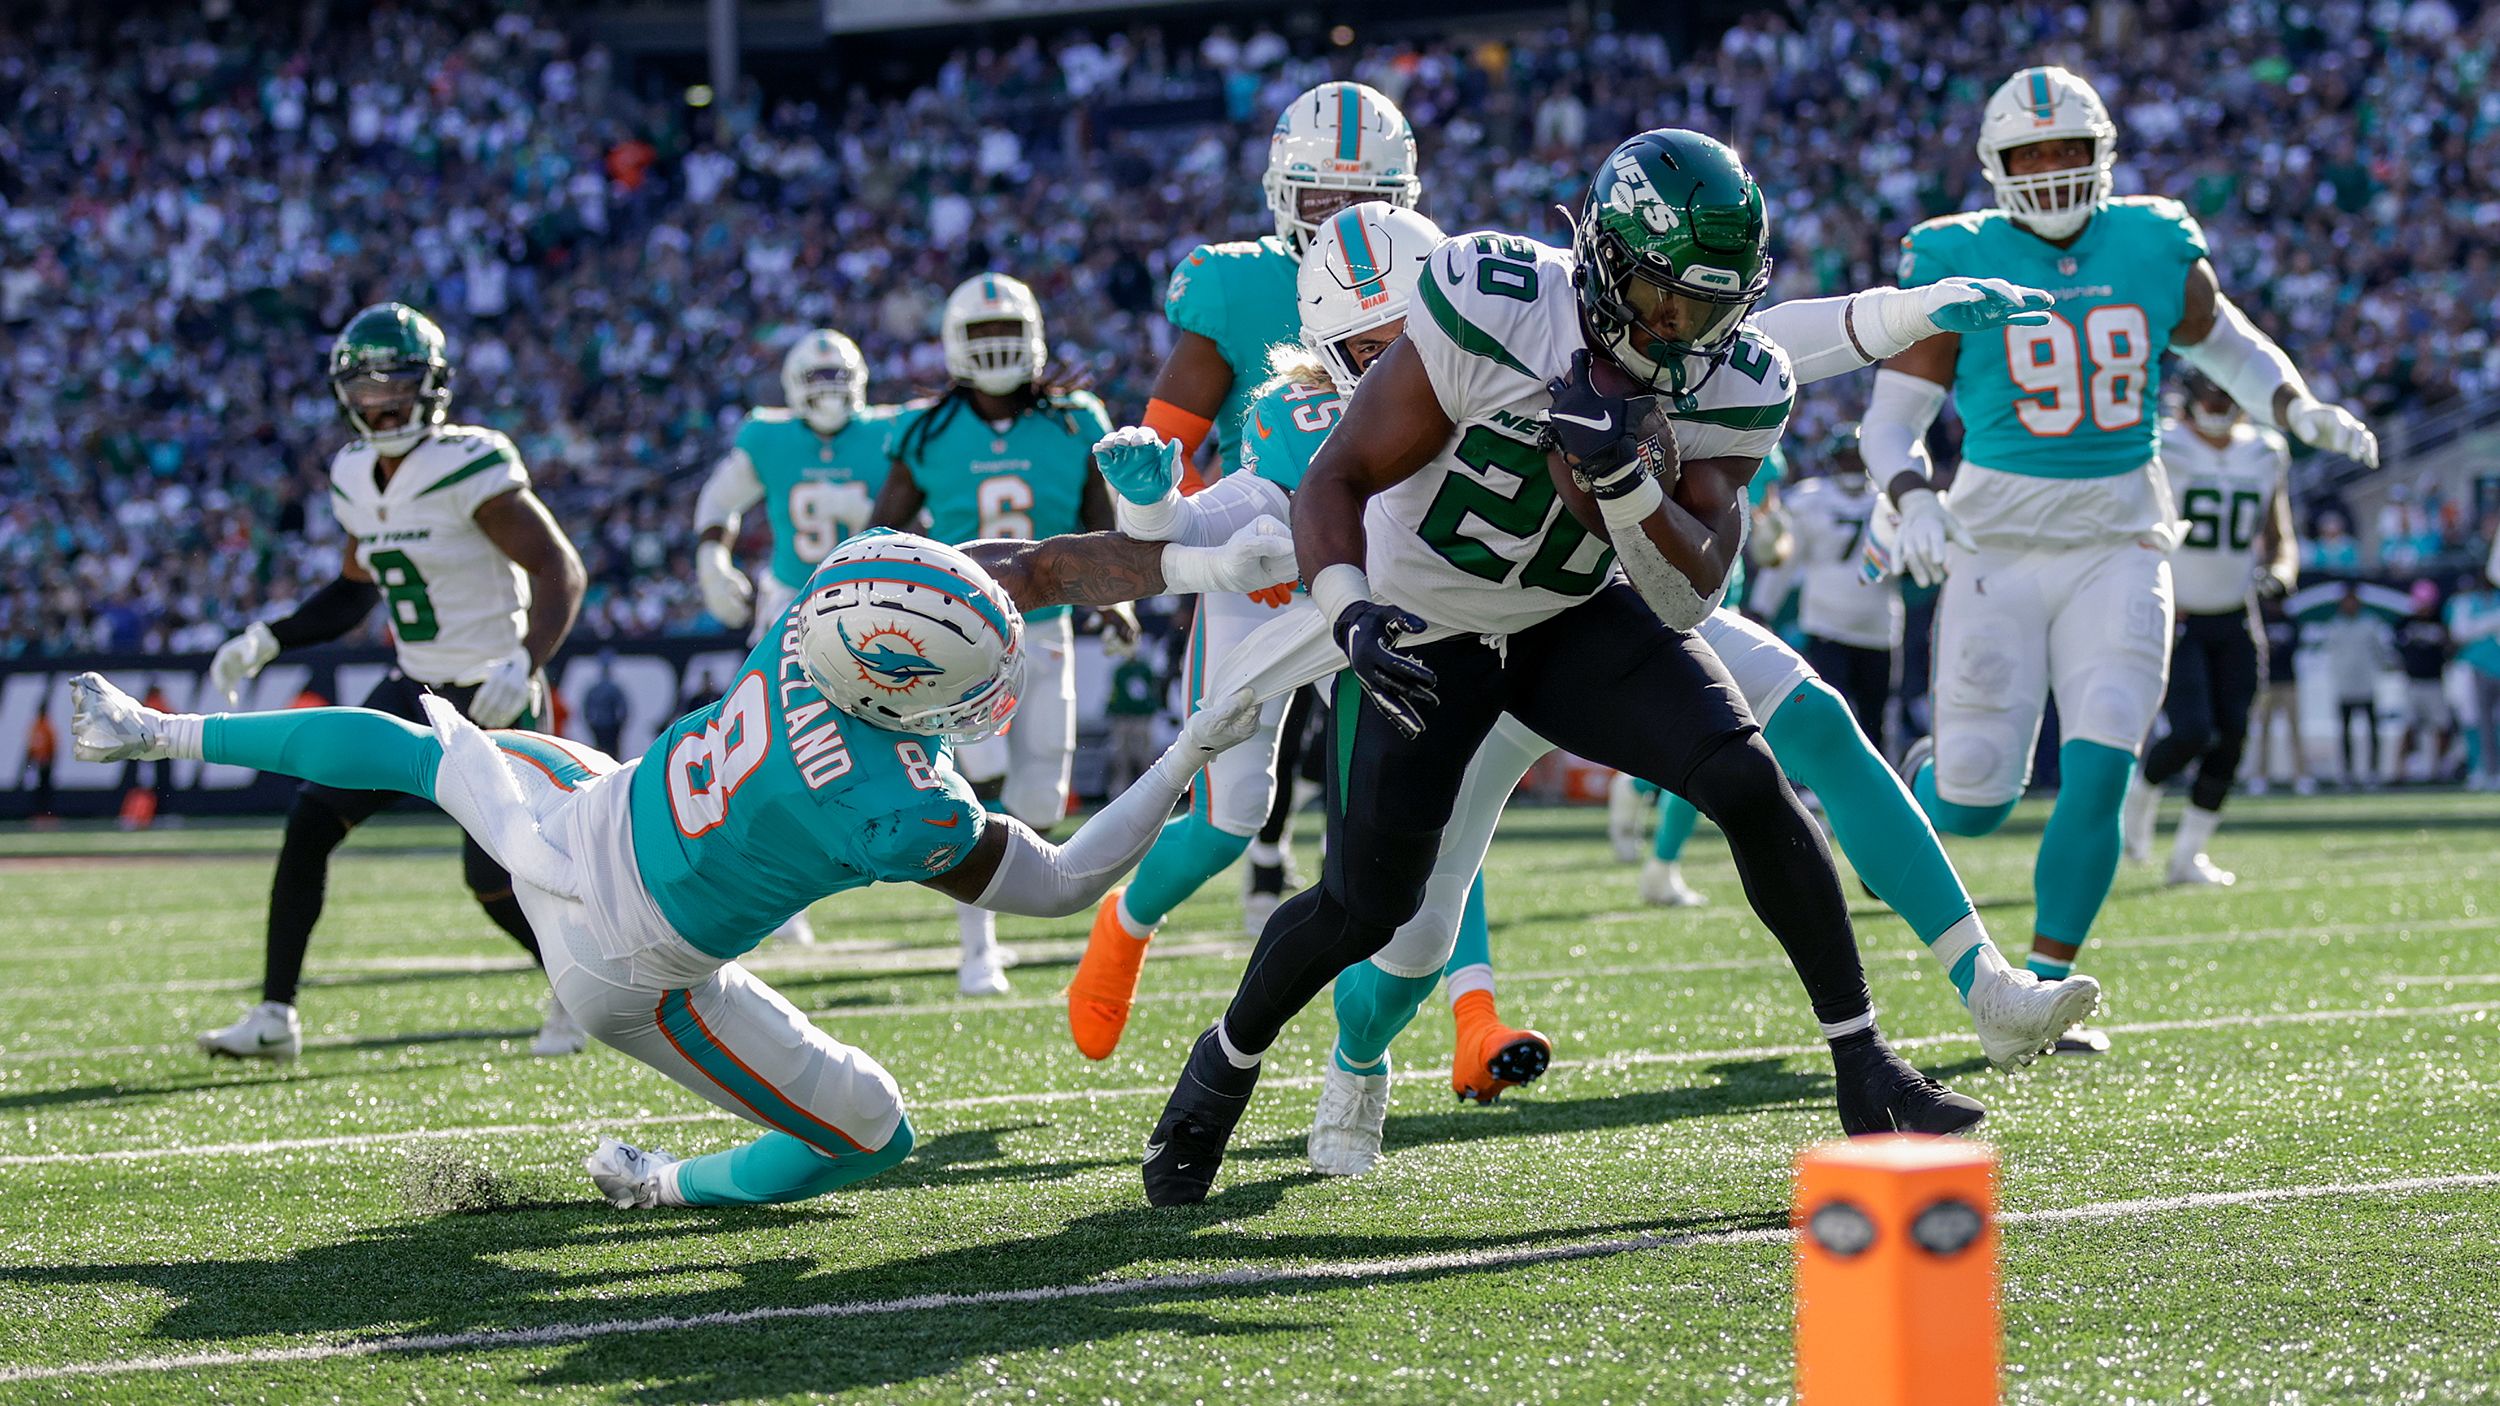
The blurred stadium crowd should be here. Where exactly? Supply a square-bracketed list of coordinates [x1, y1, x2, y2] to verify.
[3, 0, 2492, 658]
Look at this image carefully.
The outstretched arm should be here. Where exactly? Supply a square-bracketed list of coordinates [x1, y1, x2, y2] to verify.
[961, 522, 1297, 614]
[921, 687, 1260, 914]
[1753, 277, 2053, 386]
[2174, 261, 2378, 465]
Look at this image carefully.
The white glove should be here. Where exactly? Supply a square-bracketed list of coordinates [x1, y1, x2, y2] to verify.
[419, 694, 580, 898]
[1892, 488, 1975, 589]
[209, 623, 280, 708]
[2284, 398, 2378, 468]
[696, 539, 754, 630]
[1160, 515, 1298, 596]
[466, 648, 535, 729]
[1171, 686, 1263, 767]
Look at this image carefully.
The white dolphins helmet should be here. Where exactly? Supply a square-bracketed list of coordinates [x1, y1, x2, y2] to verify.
[941, 273, 1046, 396]
[1977, 65, 2117, 241]
[781, 329, 867, 435]
[1264, 81, 1423, 257]
[1297, 201, 1447, 396]
[794, 531, 1026, 743]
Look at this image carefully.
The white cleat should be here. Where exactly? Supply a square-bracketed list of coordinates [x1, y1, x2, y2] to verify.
[1308, 1056, 1393, 1176]
[198, 1000, 301, 1061]
[1966, 962, 2104, 1071]
[584, 1137, 679, 1209]
[70, 673, 172, 762]
[2122, 776, 2160, 865]
[1639, 857, 1706, 908]
[530, 996, 587, 1057]
[958, 945, 1015, 997]
[768, 911, 819, 946]
[1605, 771, 1650, 864]
[2167, 853, 2237, 888]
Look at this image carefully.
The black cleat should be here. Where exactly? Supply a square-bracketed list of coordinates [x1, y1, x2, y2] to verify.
[1247, 860, 1289, 898]
[1143, 1028, 1260, 1207]
[1832, 1031, 1986, 1136]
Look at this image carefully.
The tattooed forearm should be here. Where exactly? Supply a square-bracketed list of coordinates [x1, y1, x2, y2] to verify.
[963, 533, 1167, 611]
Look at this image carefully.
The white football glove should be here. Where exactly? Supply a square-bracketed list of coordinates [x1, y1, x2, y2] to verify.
[696, 539, 754, 630]
[466, 648, 536, 729]
[1161, 515, 1299, 596]
[2284, 397, 2378, 468]
[1892, 488, 1974, 589]
[1172, 686, 1263, 766]
[209, 622, 280, 709]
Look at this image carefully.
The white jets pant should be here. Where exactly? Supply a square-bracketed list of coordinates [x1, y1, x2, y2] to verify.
[957, 612, 1076, 828]
[1928, 537, 2175, 806]
[494, 732, 907, 1155]
[1365, 608, 1818, 977]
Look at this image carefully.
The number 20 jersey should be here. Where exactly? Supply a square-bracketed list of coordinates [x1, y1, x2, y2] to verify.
[326, 423, 531, 686]
[2162, 418, 2288, 614]
[1381, 231, 1795, 639]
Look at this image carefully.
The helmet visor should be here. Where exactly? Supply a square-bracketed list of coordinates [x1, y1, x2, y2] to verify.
[1620, 271, 1752, 356]
[334, 368, 427, 435]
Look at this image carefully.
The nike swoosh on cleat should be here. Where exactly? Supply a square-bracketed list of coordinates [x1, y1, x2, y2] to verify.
[257, 1034, 288, 1046]
[1549, 410, 1614, 432]
[1142, 1141, 1167, 1160]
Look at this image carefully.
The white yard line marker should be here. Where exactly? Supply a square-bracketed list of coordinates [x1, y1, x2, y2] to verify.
[4, 998, 2494, 1168]
[1, 1170, 2493, 1384]
[5, 913, 2489, 1063]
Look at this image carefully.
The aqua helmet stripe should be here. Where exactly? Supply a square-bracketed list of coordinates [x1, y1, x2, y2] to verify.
[1337, 85, 1361, 162]
[2029, 69, 2053, 121]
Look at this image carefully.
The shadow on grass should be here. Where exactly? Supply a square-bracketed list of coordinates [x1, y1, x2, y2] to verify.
[0, 1057, 470, 1114]
[1, 1166, 1780, 1400]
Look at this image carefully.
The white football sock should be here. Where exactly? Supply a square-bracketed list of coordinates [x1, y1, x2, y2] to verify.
[2173, 804, 2223, 863]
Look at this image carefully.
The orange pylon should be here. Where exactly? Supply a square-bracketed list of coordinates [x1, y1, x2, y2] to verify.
[1795, 1134, 1998, 1405]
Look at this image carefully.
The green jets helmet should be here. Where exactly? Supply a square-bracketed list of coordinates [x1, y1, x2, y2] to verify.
[328, 302, 452, 457]
[1572, 130, 1773, 396]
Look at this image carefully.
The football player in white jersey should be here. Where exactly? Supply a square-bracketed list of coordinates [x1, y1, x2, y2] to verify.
[1784, 432, 1903, 743]
[1863, 66, 2375, 1051]
[2123, 370, 2296, 886]
[1137, 130, 2077, 1206]
[199, 303, 587, 1061]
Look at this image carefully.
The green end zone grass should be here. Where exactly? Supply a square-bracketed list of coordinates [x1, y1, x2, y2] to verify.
[1, 793, 2494, 1403]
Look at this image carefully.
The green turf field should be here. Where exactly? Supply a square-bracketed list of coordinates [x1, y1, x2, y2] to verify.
[2, 792, 2495, 1404]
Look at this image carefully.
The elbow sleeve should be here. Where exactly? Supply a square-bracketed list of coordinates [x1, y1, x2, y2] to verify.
[2177, 296, 2306, 423]
[268, 577, 383, 649]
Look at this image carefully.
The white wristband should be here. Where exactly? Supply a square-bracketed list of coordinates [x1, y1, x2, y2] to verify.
[1308, 563, 1372, 628]
[1594, 474, 1664, 535]
[1114, 491, 1184, 542]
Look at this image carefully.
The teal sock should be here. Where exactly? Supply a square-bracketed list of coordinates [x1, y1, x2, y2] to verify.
[1122, 813, 1252, 928]
[1912, 754, 2018, 837]
[2032, 738, 2134, 959]
[202, 708, 441, 800]
[674, 1121, 916, 1206]
[1331, 960, 1442, 1074]
[1651, 794, 1700, 862]
[1767, 682, 1976, 947]
[1441, 873, 1491, 976]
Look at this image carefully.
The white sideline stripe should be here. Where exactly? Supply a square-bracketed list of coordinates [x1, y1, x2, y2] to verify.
[4, 997, 2494, 1168]
[3, 1171, 2495, 1384]
[6, 912, 2489, 1064]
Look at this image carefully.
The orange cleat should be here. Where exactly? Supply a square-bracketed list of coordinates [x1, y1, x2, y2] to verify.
[1067, 888, 1153, 1060]
[1448, 988, 1551, 1104]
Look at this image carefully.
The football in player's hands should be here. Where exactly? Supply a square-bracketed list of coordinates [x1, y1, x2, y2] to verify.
[1545, 393, 1680, 539]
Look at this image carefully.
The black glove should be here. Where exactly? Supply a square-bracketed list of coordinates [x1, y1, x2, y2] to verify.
[1333, 600, 1438, 739]
[1543, 349, 1647, 497]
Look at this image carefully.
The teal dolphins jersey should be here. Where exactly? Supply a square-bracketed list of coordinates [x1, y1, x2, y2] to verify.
[1164, 237, 1301, 474]
[1235, 376, 1342, 493]
[739, 406, 900, 589]
[883, 392, 1111, 623]
[1899, 196, 2207, 478]
[625, 570, 986, 960]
